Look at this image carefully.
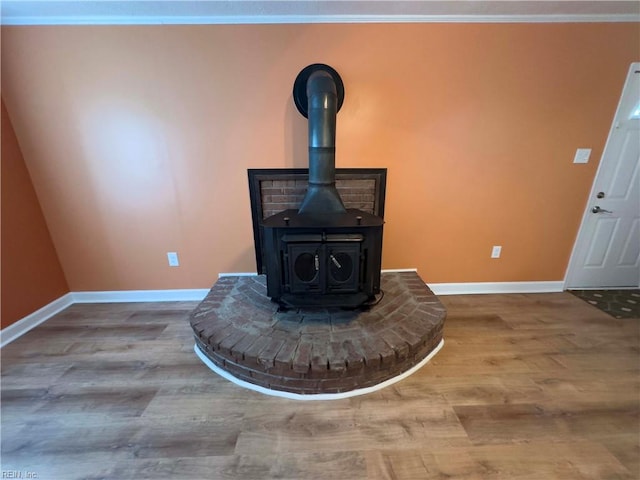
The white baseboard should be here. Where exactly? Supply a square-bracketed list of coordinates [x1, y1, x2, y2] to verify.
[0, 276, 565, 347]
[0, 293, 75, 347]
[382, 268, 418, 273]
[218, 272, 258, 278]
[428, 281, 565, 295]
[215, 271, 565, 295]
[70, 289, 210, 303]
[0, 289, 210, 347]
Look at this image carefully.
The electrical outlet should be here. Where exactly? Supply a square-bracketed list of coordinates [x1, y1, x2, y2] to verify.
[491, 246, 502, 259]
[167, 252, 179, 267]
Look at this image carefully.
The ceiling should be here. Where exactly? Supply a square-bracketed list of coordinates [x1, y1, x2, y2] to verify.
[2, 1, 639, 25]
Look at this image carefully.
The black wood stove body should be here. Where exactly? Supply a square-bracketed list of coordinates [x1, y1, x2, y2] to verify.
[262, 209, 383, 308]
[258, 64, 384, 308]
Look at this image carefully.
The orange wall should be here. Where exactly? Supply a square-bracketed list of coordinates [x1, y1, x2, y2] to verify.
[1, 100, 69, 327]
[1, 23, 638, 291]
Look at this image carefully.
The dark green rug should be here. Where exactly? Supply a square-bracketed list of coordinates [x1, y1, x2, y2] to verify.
[569, 289, 640, 319]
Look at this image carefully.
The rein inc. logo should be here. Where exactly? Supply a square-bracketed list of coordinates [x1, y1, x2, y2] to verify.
[2, 472, 38, 479]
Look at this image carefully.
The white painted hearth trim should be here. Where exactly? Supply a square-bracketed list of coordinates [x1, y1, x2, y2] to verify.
[194, 339, 444, 401]
[428, 281, 565, 295]
[0, 293, 74, 348]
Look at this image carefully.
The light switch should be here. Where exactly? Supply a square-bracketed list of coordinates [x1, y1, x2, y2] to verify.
[573, 148, 591, 164]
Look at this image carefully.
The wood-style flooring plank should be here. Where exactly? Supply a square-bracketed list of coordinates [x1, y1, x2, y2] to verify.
[1, 294, 638, 479]
[466, 440, 633, 480]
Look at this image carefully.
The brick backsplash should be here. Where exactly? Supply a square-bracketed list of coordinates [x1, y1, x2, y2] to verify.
[261, 178, 376, 218]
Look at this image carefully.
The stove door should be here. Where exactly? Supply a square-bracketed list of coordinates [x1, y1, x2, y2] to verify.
[326, 243, 360, 293]
[287, 243, 322, 294]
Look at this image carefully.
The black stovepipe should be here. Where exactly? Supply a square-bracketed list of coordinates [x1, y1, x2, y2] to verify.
[298, 69, 347, 215]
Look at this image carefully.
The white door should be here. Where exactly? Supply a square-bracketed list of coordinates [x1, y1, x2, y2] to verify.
[565, 63, 640, 289]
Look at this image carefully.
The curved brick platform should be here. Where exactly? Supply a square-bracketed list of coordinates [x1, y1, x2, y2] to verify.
[190, 272, 446, 396]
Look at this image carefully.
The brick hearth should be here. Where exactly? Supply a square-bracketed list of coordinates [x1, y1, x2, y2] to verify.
[190, 272, 446, 395]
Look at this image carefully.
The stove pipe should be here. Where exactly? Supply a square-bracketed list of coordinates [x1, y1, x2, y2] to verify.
[297, 68, 347, 215]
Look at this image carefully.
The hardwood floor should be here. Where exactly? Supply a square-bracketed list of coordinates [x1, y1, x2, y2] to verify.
[1, 292, 638, 479]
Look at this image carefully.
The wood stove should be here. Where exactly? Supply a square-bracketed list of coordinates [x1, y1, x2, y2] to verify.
[254, 64, 385, 308]
[192, 64, 444, 397]
[261, 209, 383, 307]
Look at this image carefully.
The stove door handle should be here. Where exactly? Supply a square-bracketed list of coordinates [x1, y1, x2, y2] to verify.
[330, 254, 342, 269]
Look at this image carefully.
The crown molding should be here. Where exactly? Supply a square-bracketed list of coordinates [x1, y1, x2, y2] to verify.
[2, 1, 639, 26]
[3, 14, 639, 26]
